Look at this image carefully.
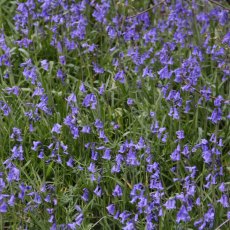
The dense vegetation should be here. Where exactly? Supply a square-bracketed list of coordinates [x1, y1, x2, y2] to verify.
[0, 0, 229, 229]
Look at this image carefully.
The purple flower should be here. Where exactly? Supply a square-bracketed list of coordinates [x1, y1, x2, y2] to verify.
[227, 211, 230, 219]
[111, 164, 121, 173]
[126, 148, 140, 166]
[94, 119, 103, 129]
[127, 98, 134, 105]
[66, 157, 74, 168]
[176, 130, 184, 140]
[91, 150, 99, 161]
[170, 144, 181, 161]
[38, 150, 44, 159]
[182, 144, 190, 157]
[112, 184, 123, 197]
[107, 204, 115, 215]
[158, 65, 172, 79]
[11, 145, 24, 161]
[32, 85, 44, 97]
[218, 182, 225, 192]
[123, 221, 136, 230]
[176, 205, 190, 223]
[119, 211, 131, 224]
[8, 195, 15, 207]
[41, 60, 49, 71]
[81, 188, 89, 202]
[44, 195, 51, 203]
[57, 69, 65, 80]
[88, 162, 96, 173]
[99, 130, 108, 142]
[93, 62, 104, 74]
[214, 95, 223, 107]
[94, 185, 102, 197]
[59, 56, 66, 65]
[218, 195, 229, 208]
[4, 86, 20, 96]
[164, 198, 176, 210]
[99, 84, 105, 95]
[0, 101, 11, 116]
[31, 141, 41, 151]
[102, 148, 111, 160]
[75, 213, 84, 226]
[66, 94, 77, 107]
[168, 106, 180, 120]
[222, 31, 230, 46]
[51, 123, 62, 134]
[114, 70, 125, 83]
[10, 127, 23, 142]
[79, 83, 86, 93]
[106, 26, 117, 39]
[202, 150, 212, 164]
[67, 222, 76, 230]
[82, 93, 97, 109]
[0, 202, 7, 213]
[150, 112, 155, 117]
[7, 165, 20, 182]
[195, 205, 215, 229]
[196, 197, 201, 206]
[16, 38, 32, 48]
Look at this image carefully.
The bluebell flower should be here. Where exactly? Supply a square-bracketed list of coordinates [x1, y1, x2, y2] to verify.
[112, 184, 123, 197]
[88, 162, 96, 173]
[67, 157, 74, 168]
[208, 108, 222, 124]
[119, 211, 131, 224]
[176, 205, 190, 223]
[11, 145, 24, 161]
[81, 126, 91, 134]
[94, 119, 103, 129]
[38, 150, 44, 159]
[170, 144, 181, 161]
[0, 202, 7, 213]
[93, 62, 104, 74]
[51, 123, 62, 134]
[0, 101, 11, 116]
[218, 195, 229, 208]
[81, 188, 89, 202]
[7, 165, 20, 182]
[41, 59, 49, 71]
[127, 98, 134, 105]
[75, 213, 84, 226]
[59, 56, 66, 65]
[164, 198, 176, 210]
[158, 65, 172, 79]
[82, 93, 97, 109]
[123, 221, 135, 230]
[8, 195, 15, 207]
[114, 70, 125, 83]
[57, 69, 65, 81]
[176, 130, 184, 140]
[218, 182, 225, 192]
[111, 164, 121, 173]
[0, 178, 6, 192]
[79, 83, 86, 93]
[107, 204, 115, 215]
[102, 148, 111, 160]
[66, 93, 77, 105]
[227, 211, 230, 219]
[94, 185, 102, 197]
[4, 86, 20, 96]
[222, 31, 230, 46]
[99, 84, 105, 95]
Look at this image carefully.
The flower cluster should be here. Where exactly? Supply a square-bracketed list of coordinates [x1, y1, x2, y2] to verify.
[0, 0, 229, 229]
